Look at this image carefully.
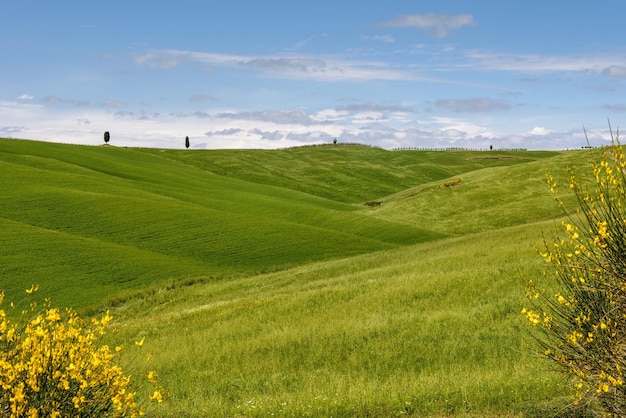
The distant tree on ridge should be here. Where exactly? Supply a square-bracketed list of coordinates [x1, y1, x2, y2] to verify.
[185, 136, 190, 149]
[104, 131, 110, 144]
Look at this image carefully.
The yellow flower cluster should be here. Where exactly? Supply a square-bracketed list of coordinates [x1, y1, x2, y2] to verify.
[0, 287, 164, 417]
[520, 308, 540, 325]
[525, 136, 626, 414]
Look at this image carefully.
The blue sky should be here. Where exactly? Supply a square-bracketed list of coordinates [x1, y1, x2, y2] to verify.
[3, 1, 626, 149]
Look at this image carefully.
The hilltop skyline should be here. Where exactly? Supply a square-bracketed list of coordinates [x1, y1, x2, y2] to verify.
[3, 1, 626, 149]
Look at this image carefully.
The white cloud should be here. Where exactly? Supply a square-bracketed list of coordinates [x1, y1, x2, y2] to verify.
[18, 94, 33, 100]
[0, 97, 603, 151]
[336, 103, 413, 113]
[379, 14, 476, 38]
[215, 109, 317, 125]
[133, 45, 626, 90]
[351, 111, 385, 123]
[429, 116, 497, 140]
[134, 50, 417, 82]
[526, 126, 553, 136]
[311, 109, 349, 123]
[134, 44, 626, 87]
[602, 65, 626, 78]
[134, 45, 626, 88]
[463, 50, 626, 76]
[0, 100, 43, 118]
[0, 126, 24, 136]
[435, 98, 510, 113]
[102, 100, 126, 108]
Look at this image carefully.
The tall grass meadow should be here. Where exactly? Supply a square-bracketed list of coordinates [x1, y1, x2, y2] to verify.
[0, 138, 601, 416]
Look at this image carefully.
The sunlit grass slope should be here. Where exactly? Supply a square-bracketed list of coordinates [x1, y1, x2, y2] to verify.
[112, 146, 594, 417]
[0, 139, 558, 308]
[365, 149, 600, 235]
[140, 145, 559, 203]
[114, 221, 568, 417]
[0, 139, 444, 307]
[0, 138, 598, 416]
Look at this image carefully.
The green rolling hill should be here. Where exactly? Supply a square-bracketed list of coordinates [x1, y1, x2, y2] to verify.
[0, 138, 599, 416]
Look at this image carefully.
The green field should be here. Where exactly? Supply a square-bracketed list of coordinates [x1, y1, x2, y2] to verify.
[0, 138, 599, 416]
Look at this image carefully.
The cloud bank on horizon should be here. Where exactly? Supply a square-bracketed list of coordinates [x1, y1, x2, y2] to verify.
[3, 1, 626, 150]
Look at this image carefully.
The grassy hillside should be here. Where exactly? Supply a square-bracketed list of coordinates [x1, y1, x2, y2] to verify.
[0, 139, 444, 307]
[364, 149, 598, 235]
[112, 221, 566, 417]
[140, 145, 559, 204]
[0, 138, 600, 416]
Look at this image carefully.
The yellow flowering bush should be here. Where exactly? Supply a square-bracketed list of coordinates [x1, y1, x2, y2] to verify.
[0, 286, 164, 417]
[524, 133, 626, 415]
